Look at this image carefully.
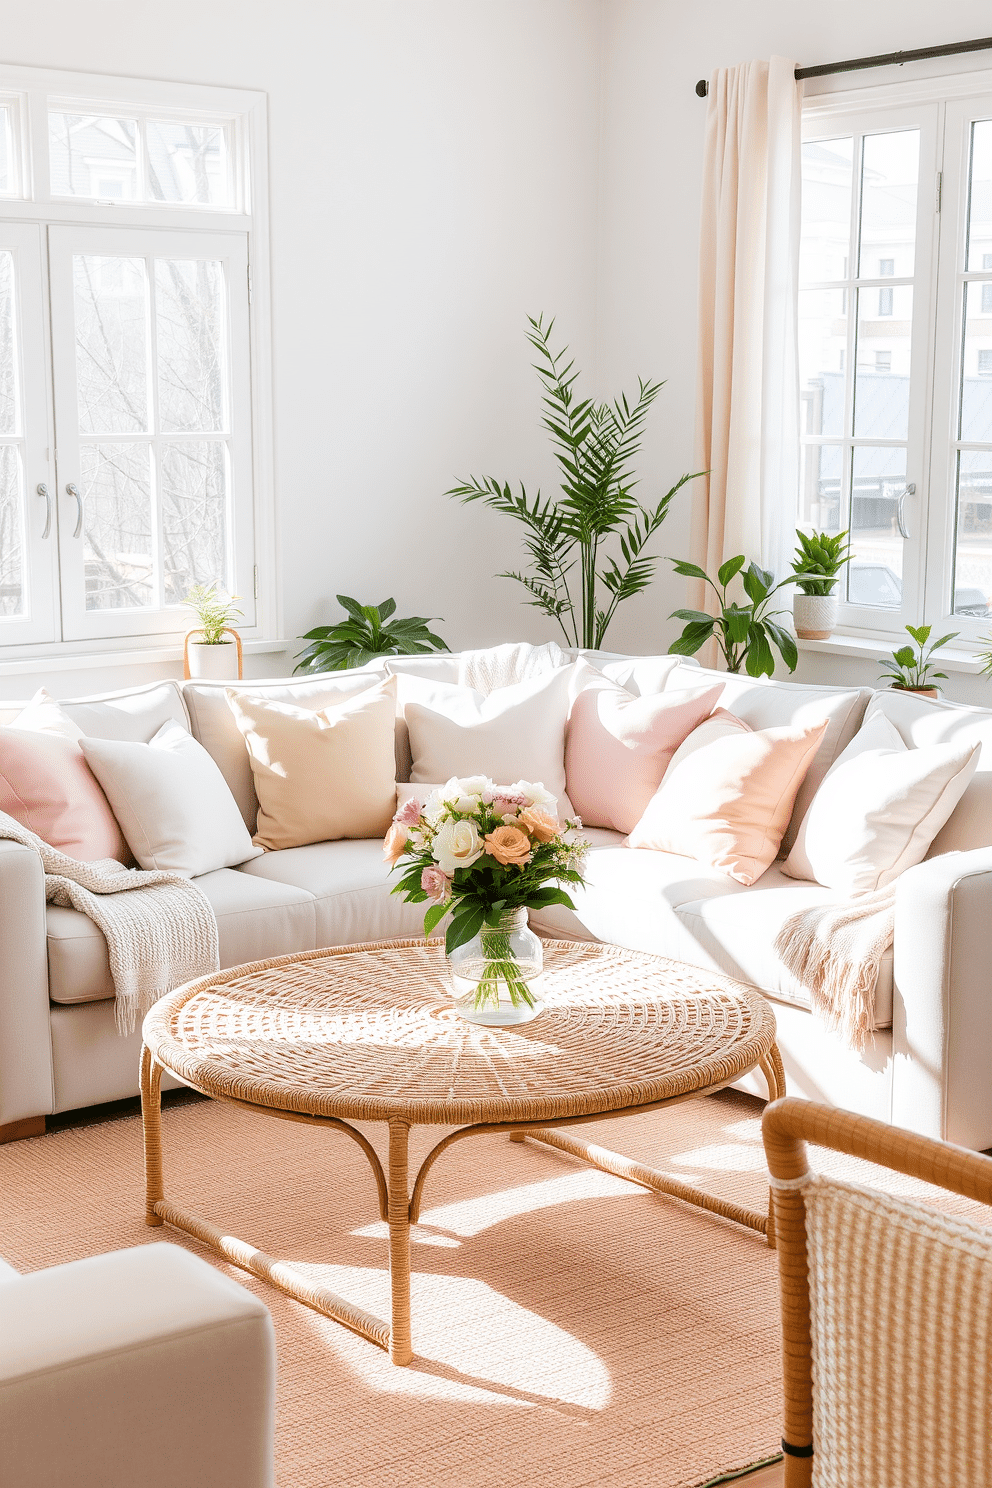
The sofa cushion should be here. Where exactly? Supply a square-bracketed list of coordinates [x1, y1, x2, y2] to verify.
[237, 838, 443, 946]
[183, 667, 388, 831]
[597, 654, 698, 695]
[866, 690, 992, 857]
[58, 680, 190, 742]
[0, 727, 130, 863]
[662, 663, 871, 853]
[47, 869, 317, 1005]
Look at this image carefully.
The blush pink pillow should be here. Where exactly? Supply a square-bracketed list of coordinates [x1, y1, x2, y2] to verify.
[565, 671, 724, 833]
[0, 726, 129, 862]
[627, 719, 828, 884]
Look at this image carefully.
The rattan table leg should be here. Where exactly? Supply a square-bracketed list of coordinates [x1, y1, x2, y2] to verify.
[140, 1044, 164, 1228]
[387, 1118, 413, 1366]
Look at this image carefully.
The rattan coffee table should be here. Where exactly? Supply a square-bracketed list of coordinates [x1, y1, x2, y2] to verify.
[140, 938, 784, 1365]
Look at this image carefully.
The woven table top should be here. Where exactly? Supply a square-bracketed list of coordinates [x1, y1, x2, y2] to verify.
[142, 939, 777, 1127]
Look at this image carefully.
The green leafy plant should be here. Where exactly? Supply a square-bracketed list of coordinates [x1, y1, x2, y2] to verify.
[879, 624, 958, 691]
[184, 584, 243, 644]
[294, 596, 449, 674]
[791, 528, 852, 596]
[448, 315, 701, 651]
[668, 556, 798, 677]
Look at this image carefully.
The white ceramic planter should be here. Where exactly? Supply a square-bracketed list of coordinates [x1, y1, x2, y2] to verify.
[793, 592, 839, 640]
[185, 639, 240, 681]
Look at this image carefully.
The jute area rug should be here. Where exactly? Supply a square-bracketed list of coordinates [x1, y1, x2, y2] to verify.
[2, 1089, 989, 1488]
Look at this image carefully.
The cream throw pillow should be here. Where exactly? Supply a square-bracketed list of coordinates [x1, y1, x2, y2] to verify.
[628, 719, 827, 885]
[784, 711, 982, 894]
[80, 721, 261, 876]
[227, 675, 397, 850]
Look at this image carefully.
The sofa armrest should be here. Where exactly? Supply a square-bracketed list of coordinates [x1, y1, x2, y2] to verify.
[892, 847, 992, 1148]
[0, 839, 53, 1129]
[0, 1242, 276, 1488]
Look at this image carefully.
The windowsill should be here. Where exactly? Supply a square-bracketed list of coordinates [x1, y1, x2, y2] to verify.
[797, 631, 988, 676]
[0, 638, 291, 678]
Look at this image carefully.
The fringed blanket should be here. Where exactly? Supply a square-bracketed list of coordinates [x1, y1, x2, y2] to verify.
[0, 812, 219, 1035]
[774, 886, 896, 1052]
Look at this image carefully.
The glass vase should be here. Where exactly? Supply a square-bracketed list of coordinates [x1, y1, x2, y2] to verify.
[446, 907, 545, 1026]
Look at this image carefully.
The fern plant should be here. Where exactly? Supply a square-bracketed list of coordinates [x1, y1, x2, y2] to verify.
[294, 596, 449, 674]
[184, 584, 243, 644]
[448, 315, 701, 651]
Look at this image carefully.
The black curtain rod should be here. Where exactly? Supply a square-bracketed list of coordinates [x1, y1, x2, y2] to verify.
[695, 35, 992, 97]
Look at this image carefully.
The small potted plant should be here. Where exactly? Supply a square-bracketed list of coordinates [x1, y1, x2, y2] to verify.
[879, 623, 958, 699]
[183, 584, 244, 681]
[790, 529, 852, 639]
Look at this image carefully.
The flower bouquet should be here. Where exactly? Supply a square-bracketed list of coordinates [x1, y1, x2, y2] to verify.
[385, 776, 588, 1024]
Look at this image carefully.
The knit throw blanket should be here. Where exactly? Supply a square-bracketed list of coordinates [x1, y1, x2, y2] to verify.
[774, 886, 896, 1052]
[0, 812, 219, 1036]
[458, 641, 567, 694]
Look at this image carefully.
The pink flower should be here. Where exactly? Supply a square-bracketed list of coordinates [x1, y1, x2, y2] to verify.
[395, 796, 422, 827]
[383, 822, 409, 865]
[493, 793, 527, 818]
[421, 865, 453, 903]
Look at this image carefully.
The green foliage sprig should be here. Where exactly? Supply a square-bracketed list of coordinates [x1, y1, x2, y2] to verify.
[791, 529, 852, 596]
[879, 624, 958, 691]
[294, 596, 449, 674]
[184, 584, 243, 645]
[448, 315, 701, 651]
[668, 556, 798, 677]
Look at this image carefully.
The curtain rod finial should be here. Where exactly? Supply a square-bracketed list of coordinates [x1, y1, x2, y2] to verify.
[696, 78, 709, 97]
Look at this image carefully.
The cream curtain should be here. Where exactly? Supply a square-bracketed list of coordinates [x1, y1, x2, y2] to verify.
[692, 57, 803, 592]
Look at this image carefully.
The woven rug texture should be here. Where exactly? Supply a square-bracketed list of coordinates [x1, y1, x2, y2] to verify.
[2, 1088, 989, 1488]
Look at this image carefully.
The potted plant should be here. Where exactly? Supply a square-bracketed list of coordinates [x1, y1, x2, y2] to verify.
[448, 315, 701, 652]
[667, 556, 798, 677]
[790, 529, 852, 639]
[879, 624, 958, 698]
[294, 596, 449, 673]
[183, 585, 244, 681]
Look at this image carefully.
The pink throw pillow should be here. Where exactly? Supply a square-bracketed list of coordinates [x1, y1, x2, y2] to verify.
[565, 674, 724, 833]
[627, 719, 828, 885]
[0, 726, 129, 862]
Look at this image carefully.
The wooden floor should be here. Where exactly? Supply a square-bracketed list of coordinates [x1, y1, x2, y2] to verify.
[739, 1465, 783, 1486]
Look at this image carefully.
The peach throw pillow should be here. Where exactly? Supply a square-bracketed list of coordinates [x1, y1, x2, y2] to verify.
[0, 725, 129, 862]
[227, 676, 398, 850]
[628, 718, 828, 885]
[565, 668, 724, 832]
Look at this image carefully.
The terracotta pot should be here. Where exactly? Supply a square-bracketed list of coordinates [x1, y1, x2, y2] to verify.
[793, 592, 839, 640]
[891, 685, 940, 700]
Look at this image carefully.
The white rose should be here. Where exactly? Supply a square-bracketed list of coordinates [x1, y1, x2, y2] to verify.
[422, 789, 447, 826]
[433, 818, 484, 875]
[440, 774, 494, 814]
[508, 780, 558, 814]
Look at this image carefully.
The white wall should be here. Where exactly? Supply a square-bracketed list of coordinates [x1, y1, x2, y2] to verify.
[0, 0, 603, 700]
[596, 0, 992, 702]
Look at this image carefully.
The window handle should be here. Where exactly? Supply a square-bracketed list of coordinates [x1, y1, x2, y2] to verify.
[66, 482, 85, 539]
[896, 483, 915, 540]
[36, 483, 52, 539]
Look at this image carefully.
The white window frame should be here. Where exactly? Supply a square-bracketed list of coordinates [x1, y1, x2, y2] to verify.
[802, 68, 992, 656]
[0, 63, 275, 669]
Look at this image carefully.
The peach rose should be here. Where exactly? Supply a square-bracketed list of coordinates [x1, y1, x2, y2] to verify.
[382, 821, 409, 865]
[518, 805, 559, 843]
[484, 824, 532, 867]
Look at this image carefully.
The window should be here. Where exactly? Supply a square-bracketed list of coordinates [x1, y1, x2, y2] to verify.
[0, 66, 268, 659]
[800, 81, 992, 638]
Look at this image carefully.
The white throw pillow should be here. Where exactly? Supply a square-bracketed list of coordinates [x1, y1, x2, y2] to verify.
[784, 711, 982, 894]
[10, 688, 84, 740]
[400, 665, 576, 809]
[80, 721, 262, 876]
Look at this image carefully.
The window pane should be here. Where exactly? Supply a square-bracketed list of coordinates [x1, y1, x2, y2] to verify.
[0, 251, 17, 436]
[953, 451, 992, 617]
[859, 131, 919, 278]
[847, 446, 906, 607]
[161, 441, 228, 604]
[800, 138, 853, 285]
[799, 288, 847, 437]
[0, 107, 14, 195]
[155, 259, 226, 432]
[854, 285, 912, 440]
[73, 255, 149, 434]
[146, 121, 230, 207]
[960, 279, 992, 441]
[0, 446, 23, 616]
[50, 113, 138, 200]
[800, 443, 844, 535]
[80, 443, 153, 610]
[966, 119, 992, 271]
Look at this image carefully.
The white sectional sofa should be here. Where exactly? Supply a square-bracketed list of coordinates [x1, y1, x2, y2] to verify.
[2, 649, 992, 1147]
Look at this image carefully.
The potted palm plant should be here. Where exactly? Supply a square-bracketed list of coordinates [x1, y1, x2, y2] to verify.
[790, 529, 852, 639]
[879, 624, 958, 698]
[183, 585, 243, 681]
